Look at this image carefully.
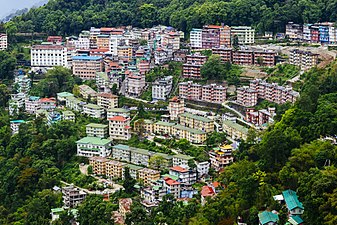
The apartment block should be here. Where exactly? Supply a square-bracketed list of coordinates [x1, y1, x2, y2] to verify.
[62, 111, 75, 122]
[171, 124, 208, 144]
[232, 50, 254, 65]
[223, 120, 249, 140]
[202, 25, 221, 49]
[137, 59, 151, 75]
[130, 148, 153, 167]
[163, 177, 181, 199]
[25, 96, 41, 114]
[153, 121, 175, 135]
[76, 136, 112, 157]
[190, 29, 203, 48]
[168, 96, 185, 121]
[209, 145, 234, 171]
[178, 113, 214, 133]
[220, 26, 231, 47]
[83, 103, 105, 118]
[254, 50, 276, 66]
[39, 97, 56, 111]
[117, 46, 133, 61]
[14, 75, 31, 94]
[9, 93, 26, 116]
[125, 72, 145, 97]
[86, 123, 108, 138]
[201, 83, 227, 104]
[231, 26, 255, 44]
[65, 96, 87, 112]
[79, 84, 97, 100]
[107, 108, 130, 119]
[106, 160, 125, 178]
[179, 81, 202, 101]
[97, 93, 118, 109]
[57, 92, 74, 103]
[72, 56, 103, 80]
[108, 116, 131, 140]
[169, 166, 197, 185]
[236, 86, 258, 107]
[212, 47, 232, 62]
[183, 53, 208, 79]
[96, 34, 110, 49]
[31, 44, 67, 69]
[62, 186, 87, 208]
[10, 120, 25, 134]
[89, 156, 108, 175]
[138, 168, 161, 185]
[172, 154, 194, 168]
[134, 119, 154, 134]
[0, 34, 7, 50]
[286, 22, 303, 40]
[152, 76, 173, 101]
[289, 49, 319, 71]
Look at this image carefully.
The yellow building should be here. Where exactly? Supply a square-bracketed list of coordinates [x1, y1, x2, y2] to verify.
[172, 124, 207, 144]
[106, 160, 125, 178]
[223, 120, 249, 140]
[178, 113, 214, 133]
[134, 119, 154, 134]
[138, 168, 160, 185]
[153, 121, 175, 135]
[89, 157, 108, 175]
[117, 46, 133, 61]
[96, 35, 110, 49]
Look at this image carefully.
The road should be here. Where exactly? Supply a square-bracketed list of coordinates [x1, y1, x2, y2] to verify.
[222, 101, 245, 119]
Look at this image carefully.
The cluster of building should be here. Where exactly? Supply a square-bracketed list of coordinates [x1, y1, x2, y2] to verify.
[237, 79, 299, 107]
[178, 81, 227, 104]
[0, 33, 7, 50]
[286, 21, 337, 44]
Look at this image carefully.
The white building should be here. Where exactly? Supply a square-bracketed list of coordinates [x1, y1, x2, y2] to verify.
[231, 26, 255, 44]
[25, 96, 41, 114]
[76, 136, 112, 157]
[0, 34, 7, 50]
[190, 29, 203, 49]
[62, 111, 75, 122]
[108, 116, 131, 140]
[9, 93, 26, 116]
[168, 96, 185, 121]
[107, 108, 130, 119]
[125, 73, 145, 97]
[196, 161, 210, 178]
[31, 44, 67, 70]
[10, 120, 26, 134]
[70, 37, 90, 49]
[152, 76, 173, 101]
[86, 123, 109, 138]
[83, 104, 105, 119]
[109, 35, 123, 56]
[14, 75, 31, 94]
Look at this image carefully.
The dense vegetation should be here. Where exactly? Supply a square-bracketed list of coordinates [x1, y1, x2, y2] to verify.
[3, 0, 337, 36]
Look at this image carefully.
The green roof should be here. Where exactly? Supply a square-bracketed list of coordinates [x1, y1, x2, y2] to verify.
[124, 163, 143, 171]
[179, 112, 212, 123]
[86, 123, 108, 129]
[223, 120, 249, 134]
[113, 144, 130, 151]
[96, 72, 109, 80]
[57, 92, 74, 98]
[76, 136, 111, 146]
[258, 211, 279, 224]
[144, 119, 154, 124]
[107, 108, 130, 113]
[131, 147, 152, 156]
[283, 190, 304, 211]
[173, 124, 206, 134]
[161, 174, 179, 180]
[289, 215, 304, 224]
[155, 121, 175, 127]
[10, 120, 26, 123]
[51, 208, 65, 214]
[62, 111, 75, 116]
[153, 152, 172, 160]
[173, 154, 194, 160]
[153, 185, 162, 191]
[84, 103, 104, 110]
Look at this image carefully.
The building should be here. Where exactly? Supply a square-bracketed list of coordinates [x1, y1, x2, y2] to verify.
[282, 190, 304, 216]
[246, 107, 276, 126]
[258, 211, 279, 225]
[289, 49, 319, 71]
[212, 47, 232, 62]
[108, 116, 131, 140]
[236, 86, 258, 107]
[169, 166, 197, 185]
[178, 112, 214, 133]
[0, 34, 8, 50]
[78, 84, 97, 100]
[179, 81, 202, 101]
[202, 25, 221, 49]
[82, 103, 105, 118]
[62, 110, 75, 122]
[152, 76, 173, 101]
[183, 53, 208, 79]
[223, 120, 249, 140]
[14, 75, 31, 93]
[220, 25, 231, 47]
[138, 168, 161, 186]
[86, 123, 109, 138]
[125, 73, 146, 97]
[209, 145, 234, 171]
[65, 96, 87, 112]
[119, 198, 132, 217]
[47, 111, 62, 125]
[72, 56, 103, 80]
[47, 36, 62, 43]
[232, 50, 254, 65]
[107, 108, 130, 119]
[196, 161, 210, 178]
[123, 164, 143, 180]
[231, 26, 255, 44]
[57, 92, 74, 104]
[172, 124, 208, 144]
[10, 120, 25, 134]
[134, 119, 154, 134]
[89, 156, 108, 175]
[130, 148, 153, 167]
[31, 44, 67, 69]
[163, 177, 181, 199]
[9, 93, 26, 116]
[190, 29, 203, 49]
[62, 185, 87, 208]
[106, 160, 125, 178]
[201, 83, 227, 104]
[254, 50, 276, 67]
[286, 22, 303, 40]
[172, 154, 194, 168]
[39, 97, 56, 111]
[168, 96, 184, 121]
[25, 96, 41, 114]
[201, 184, 216, 205]
[76, 136, 112, 157]
[97, 93, 118, 109]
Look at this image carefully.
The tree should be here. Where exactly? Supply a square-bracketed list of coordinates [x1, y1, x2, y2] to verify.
[149, 155, 166, 170]
[0, 51, 16, 80]
[0, 84, 10, 107]
[201, 55, 225, 80]
[123, 167, 136, 194]
[232, 35, 239, 50]
[256, 56, 264, 66]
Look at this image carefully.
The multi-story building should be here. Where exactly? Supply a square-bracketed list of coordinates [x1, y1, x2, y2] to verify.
[220, 26, 231, 47]
[31, 44, 67, 69]
[201, 84, 227, 103]
[62, 110, 75, 122]
[169, 166, 197, 185]
[106, 160, 125, 178]
[97, 93, 118, 109]
[9, 93, 26, 115]
[86, 123, 109, 138]
[254, 50, 276, 67]
[65, 96, 87, 112]
[0, 34, 7, 50]
[79, 84, 98, 100]
[190, 29, 203, 48]
[109, 35, 122, 56]
[232, 50, 254, 65]
[223, 120, 249, 140]
[236, 86, 258, 107]
[76, 136, 112, 157]
[183, 53, 208, 79]
[246, 107, 276, 126]
[72, 56, 103, 80]
[107, 108, 130, 119]
[117, 46, 133, 61]
[57, 92, 74, 104]
[108, 116, 131, 140]
[25, 96, 41, 114]
[202, 25, 221, 49]
[171, 124, 208, 144]
[212, 47, 232, 62]
[152, 76, 173, 101]
[319, 24, 330, 44]
[39, 97, 57, 111]
[89, 156, 108, 175]
[138, 168, 161, 185]
[168, 96, 184, 121]
[62, 185, 87, 208]
[134, 119, 154, 134]
[10, 120, 26, 134]
[178, 81, 202, 101]
[289, 49, 319, 71]
[14, 75, 31, 93]
[209, 145, 234, 171]
[96, 34, 110, 49]
[231, 26, 255, 44]
[178, 112, 214, 133]
[123, 164, 143, 180]
[163, 177, 181, 199]
[130, 148, 153, 167]
[137, 59, 151, 75]
[83, 103, 105, 118]
[161, 32, 180, 50]
[125, 72, 145, 97]
[285, 22, 303, 40]
[172, 154, 194, 168]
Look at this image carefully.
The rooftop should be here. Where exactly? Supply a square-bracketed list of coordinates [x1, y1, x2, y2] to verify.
[170, 166, 188, 173]
[107, 108, 130, 113]
[173, 154, 194, 160]
[282, 189, 304, 211]
[84, 103, 104, 110]
[258, 211, 279, 224]
[86, 123, 108, 129]
[76, 136, 111, 146]
[223, 120, 249, 134]
[62, 110, 75, 116]
[179, 113, 212, 123]
[155, 121, 175, 127]
[173, 124, 206, 134]
[72, 55, 102, 61]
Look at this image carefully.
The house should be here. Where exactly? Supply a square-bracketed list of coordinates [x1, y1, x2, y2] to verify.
[107, 108, 130, 119]
[97, 93, 118, 109]
[169, 166, 197, 185]
[108, 116, 131, 140]
[201, 184, 216, 205]
[282, 190, 304, 216]
[196, 161, 210, 178]
[47, 111, 62, 125]
[168, 96, 184, 121]
[86, 123, 109, 138]
[39, 97, 56, 111]
[163, 177, 181, 199]
[62, 185, 87, 208]
[76, 136, 112, 157]
[57, 92, 74, 104]
[50, 208, 65, 222]
[82, 104, 105, 119]
[25, 96, 41, 114]
[78, 84, 97, 100]
[0, 34, 8, 50]
[258, 211, 279, 225]
[288, 215, 304, 225]
[62, 111, 75, 122]
[172, 154, 194, 168]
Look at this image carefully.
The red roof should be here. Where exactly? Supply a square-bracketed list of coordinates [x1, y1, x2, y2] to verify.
[164, 177, 180, 186]
[206, 25, 222, 29]
[170, 166, 188, 173]
[109, 116, 128, 122]
[100, 27, 114, 32]
[201, 186, 216, 197]
[124, 126, 131, 129]
[39, 98, 56, 103]
[98, 92, 118, 98]
[212, 181, 220, 188]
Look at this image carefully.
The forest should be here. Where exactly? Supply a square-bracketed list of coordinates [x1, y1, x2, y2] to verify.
[2, 0, 337, 36]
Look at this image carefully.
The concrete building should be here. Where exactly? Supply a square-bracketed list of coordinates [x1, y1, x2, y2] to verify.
[152, 76, 173, 101]
[209, 144, 234, 171]
[0, 34, 7, 50]
[72, 56, 103, 80]
[89, 156, 108, 175]
[232, 50, 254, 65]
[107, 108, 130, 119]
[220, 26, 232, 47]
[246, 107, 276, 126]
[138, 168, 161, 186]
[76, 136, 112, 157]
[190, 29, 203, 48]
[31, 44, 67, 69]
[171, 124, 208, 144]
[14, 75, 31, 94]
[202, 25, 221, 49]
[65, 96, 87, 112]
[25, 96, 41, 114]
[9, 93, 26, 116]
[79, 84, 97, 100]
[86, 123, 109, 138]
[169, 166, 197, 185]
[108, 116, 131, 140]
[163, 177, 181, 199]
[201, 83, 227, 103]
[106, 160, 125, 178]
[10, 120, 26, 134]
[231, 26, 255, 44]
[183, 53, 208, 79]
[125, 73, 145, 97]
[168, 96, 185, 121]
[223, 120, 249, 140]
[62, 185, 87, 208]
[236, 86, 258, 107]
[57, 92, 74, 104]
[289, 49, 319, 71]
[212, 47, 232, 62]
[62, 110, 75, 122]
[82, 103, 105, 118]
[97, 93, 118, 109]
[286, 22, 303, 40]
[134, 119, 154, 134]
[39, 97, 56, 111]
[178, 112, 214, 133]
[172, 154, 194, 168]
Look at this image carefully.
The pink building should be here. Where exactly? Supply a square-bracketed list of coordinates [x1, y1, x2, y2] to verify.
[183, 53, 208, 79]
[236, 86, 258, 107]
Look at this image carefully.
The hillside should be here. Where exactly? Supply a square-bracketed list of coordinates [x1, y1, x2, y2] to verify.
[7, 0, 337, 35]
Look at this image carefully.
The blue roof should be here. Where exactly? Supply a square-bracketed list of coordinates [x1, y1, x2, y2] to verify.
[258, 211, 279, 224]
[282, 190, 304, 211]
[29, 96, 40, 101]
[289, 215, 304, 224]
[10, 120, 25, 123]
[72, 55, 102, 61]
